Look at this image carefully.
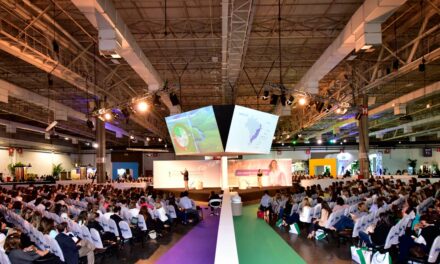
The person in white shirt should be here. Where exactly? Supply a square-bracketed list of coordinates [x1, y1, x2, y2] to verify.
[177, 192, 198, 224]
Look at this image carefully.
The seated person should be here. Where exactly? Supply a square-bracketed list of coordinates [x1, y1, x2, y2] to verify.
[358, 212, 393, 247]
[398, 214, 440, 262]
[55, 222, 80, 264]
[307, 201, 331, 239]
[259, 190, 272, 215]
[333, 202, 368, 231]
[178, 192, 199, 224]
[5, 233, 49, 264]
[332, 197, 349, 213]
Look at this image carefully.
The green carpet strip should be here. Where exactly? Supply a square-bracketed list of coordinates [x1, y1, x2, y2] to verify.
[233, 204, 306, 264]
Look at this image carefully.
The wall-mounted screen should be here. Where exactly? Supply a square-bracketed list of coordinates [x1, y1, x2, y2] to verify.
[225, 105, 278, 154]
[165, 106, 224, 155]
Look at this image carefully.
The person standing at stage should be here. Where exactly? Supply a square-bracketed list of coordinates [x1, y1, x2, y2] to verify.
[181, 169, 189, 190]
[257, 169, 263, 188]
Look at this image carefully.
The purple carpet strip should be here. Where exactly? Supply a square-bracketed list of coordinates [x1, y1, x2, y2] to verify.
[156, 207, 220, 264]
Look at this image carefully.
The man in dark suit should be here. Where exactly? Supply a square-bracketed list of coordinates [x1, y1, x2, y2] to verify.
[55, 222, 79, 264]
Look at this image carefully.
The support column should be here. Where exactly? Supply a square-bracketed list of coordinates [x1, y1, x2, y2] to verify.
[96, 117, 106, 183]
[221, 156, 228, 190]
[358, 94, 369, 179]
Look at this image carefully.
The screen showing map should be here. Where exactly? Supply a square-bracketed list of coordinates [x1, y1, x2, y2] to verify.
[225, 105, 279, 153]
[165, 106, 224, 155]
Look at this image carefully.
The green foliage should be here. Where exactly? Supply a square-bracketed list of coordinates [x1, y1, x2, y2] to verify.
[52, 163, 63, 177]
[351, 160, 360, 172]
[7, 162, 25, 175]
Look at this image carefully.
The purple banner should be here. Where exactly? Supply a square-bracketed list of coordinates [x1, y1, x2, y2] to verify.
[235, 169, 268, 176]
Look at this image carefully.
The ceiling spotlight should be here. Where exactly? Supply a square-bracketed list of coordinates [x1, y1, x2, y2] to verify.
[103, 112, 113, 121]
[92, 142, 98, 149]
[280, 94, 287, 106]
[317, 139, 322, 144]
[86, 119, 94, 130]
[287, 95, 294, 105]
[335, 108, 342, 114]
[298, 97, 307, 106]
[164, 144, 168, 148]
[135, 101, 149, 113]
[64, 137, 69, 140]
[129, 135, 135, 140]
[298, 133, 302, 138]
[418, 58, 426, 72]
[262, 90, 269, 100]
[153, 94, 161, 106]
[146, 137, 151, 142]
[426, 103, 431, 109]
[343, 139, 347, 143]
[330, 139, 336, 144]
[340, 142, 343, 145]
[158, 138, 163, 142]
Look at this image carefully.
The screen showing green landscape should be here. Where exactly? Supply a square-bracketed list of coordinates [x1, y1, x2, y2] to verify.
[165, 106, 224, 155]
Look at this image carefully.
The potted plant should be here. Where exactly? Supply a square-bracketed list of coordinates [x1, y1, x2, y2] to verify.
[408, 159, 417, 175]
[52, 163, 63, 179]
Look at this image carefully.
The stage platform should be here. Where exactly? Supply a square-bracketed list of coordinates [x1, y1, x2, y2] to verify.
[156, 186, 291, 203]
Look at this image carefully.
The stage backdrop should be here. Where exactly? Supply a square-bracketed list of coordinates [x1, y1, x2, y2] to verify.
[228, 159, 292, 187]
[153, 160, 221, 188]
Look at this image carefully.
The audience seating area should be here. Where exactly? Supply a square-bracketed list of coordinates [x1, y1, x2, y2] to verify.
[0, 184, 202, 264]
[259, 178, 440, 263]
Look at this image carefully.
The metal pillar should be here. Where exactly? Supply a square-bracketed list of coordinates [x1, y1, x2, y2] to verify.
[358, 94, 369, 179]
[221, 156, 229, 190]
[96, 117, 106, 183]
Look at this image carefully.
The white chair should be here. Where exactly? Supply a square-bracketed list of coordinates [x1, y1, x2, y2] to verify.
[118, 221, 133, 241]
[209, 199, 222, 215]
[137, 214, 148, 232]
[81, 225, 92, 242]
[90, 228, 104, 249]
[108, 218, 120, 237]
[100, 217, 110, 232]
[48, 236, 65, 262]
[428, 236, 440, 263]
[325, 210, 345, 229]
[352, 216, 365, 238]
[384, 225, 397, 250]
[312, 204, 322, 219]
[167, 205, 177, 219]
[0, 249, 11, 264]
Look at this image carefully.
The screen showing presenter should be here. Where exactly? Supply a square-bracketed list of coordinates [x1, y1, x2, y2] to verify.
[268, 160, 288, 186]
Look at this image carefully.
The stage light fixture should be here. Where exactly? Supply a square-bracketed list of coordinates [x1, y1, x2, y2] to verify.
[153, 94, 161, 106]
[64, 137, 69, 141]
[86, 119, 94, 130]
[146, 137, 151, 142]
[85, 142, 90, 146]
[270, 94, 279, 105]
[158, 138, 163, 142]
[335, 108, 342, 114]
[298, 97, 307, 106]
[262, 90, 270, 100]
[280, 94, 287, 106]
[103, 112, 113, 121]
[419, 58, 426, 72]
[343, 139, 347, 143]
[330, 139, 336, 144]
[286, 95, 294, 105]
[135, 101, 149, 113]
[129, 135, 135, 140]
[92, 142, 98, 148]
[317, 139, 322, 144]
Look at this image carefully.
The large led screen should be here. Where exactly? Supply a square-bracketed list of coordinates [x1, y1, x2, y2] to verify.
[165, 106, 224, 155]
[225, 105, 278, 153]
[228, 159, 292, 187]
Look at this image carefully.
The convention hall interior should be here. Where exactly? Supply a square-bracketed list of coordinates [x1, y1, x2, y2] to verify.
[0, 0, 440, 263]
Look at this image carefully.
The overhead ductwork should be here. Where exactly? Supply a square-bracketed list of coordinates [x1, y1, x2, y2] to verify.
[308, 80, 440, 139]
[0, 79, 138, 141]
[71, 0, 181, 115]
[294, 0, 407, 94]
